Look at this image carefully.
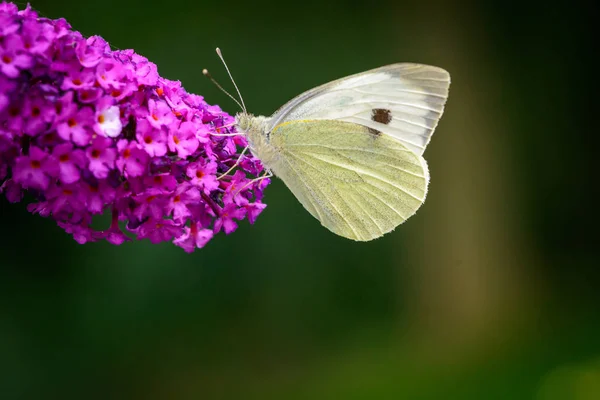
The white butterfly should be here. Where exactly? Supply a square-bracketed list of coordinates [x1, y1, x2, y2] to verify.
[207, 50, 450, 241]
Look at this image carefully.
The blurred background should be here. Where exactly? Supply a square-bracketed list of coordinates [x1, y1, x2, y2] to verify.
[1, 0, 598, 398]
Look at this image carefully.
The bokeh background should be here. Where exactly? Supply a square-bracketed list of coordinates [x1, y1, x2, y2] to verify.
[1, 0, 598, 399]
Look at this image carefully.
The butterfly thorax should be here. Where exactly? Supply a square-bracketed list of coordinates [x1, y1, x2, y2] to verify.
[235, 112, 279, 168]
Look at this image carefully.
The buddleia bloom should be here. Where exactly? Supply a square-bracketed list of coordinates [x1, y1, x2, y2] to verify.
[0, 2, 269, 252]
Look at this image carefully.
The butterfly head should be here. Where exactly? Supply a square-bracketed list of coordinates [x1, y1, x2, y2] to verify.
[235, 113, 269, 141]
[234, 112, 275, 165]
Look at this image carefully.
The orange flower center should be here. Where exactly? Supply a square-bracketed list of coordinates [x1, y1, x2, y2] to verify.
[98, 114, 105, 124]
[67, 118, 77, 127]
[2, 55, 12, 64]
[30, 160, 41, 169]
[59, 154, 70, 162]
[172, 135, 180, 145]
[91, 149, 100, 159]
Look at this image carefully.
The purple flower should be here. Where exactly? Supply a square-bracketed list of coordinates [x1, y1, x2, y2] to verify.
[56, 103, 94, 145]
[44, 183, 86, 216]
[187, 160, 219, 194]
[22, 95, 54, 135]
[246, 202, 267, 225]
[21, 18, 54, 55]
[214, 203, 246, 235]
[167, 183, 200, 222]
[116, 140, 148, 177]
[144, 173, 177, 192]
[137, 218, 183, 244]
[84, 181, 116, 214]
[0, 2, 270, 251]
[58, 220, 98, 244]
[86, 136, 116, 179]
[137, 119, 167, 157]
[76, 36, 108, 68]
[61, 68, 95, 91]
[0, 34, 32, 78]
[130, 53, 158, 86]
[0, 178, 22, 203]
[12, 146, 58, 190]
[168, 121, 200, 158]
[96, 59, 127, 90]
[0, 7, 19, 36]
[53, 143, 86, 184]
[173, 222, 213, 253]
[147, 99, 175, 128]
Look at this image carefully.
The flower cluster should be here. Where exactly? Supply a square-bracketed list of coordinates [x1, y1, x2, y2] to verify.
[0, 2, 269, 252]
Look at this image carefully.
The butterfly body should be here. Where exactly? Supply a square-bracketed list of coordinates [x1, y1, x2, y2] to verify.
[233, 63, 450, 241]
[235, 113, 275, 167]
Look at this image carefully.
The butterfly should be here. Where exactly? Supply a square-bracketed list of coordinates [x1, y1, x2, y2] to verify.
[206, 50, 450, 241]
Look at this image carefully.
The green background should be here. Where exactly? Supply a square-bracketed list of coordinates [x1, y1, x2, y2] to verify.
[1, 0, 598, 399]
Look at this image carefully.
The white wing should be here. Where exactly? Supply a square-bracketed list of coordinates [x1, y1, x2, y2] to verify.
[268, 63, 450, 155]
[268, 120, 429, 241]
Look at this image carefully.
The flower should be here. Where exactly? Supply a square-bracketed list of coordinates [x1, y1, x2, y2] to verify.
[56, 101, 94, 145]
[187, 160, 219, 194]
[214, 202, 247, 235]
[137, 218, 182, 244]
[12, 146, 58, 190]
[86, 136, 116, 179]
[167, 183, 200, 222]
[115, 140, 148, 178]
[0, 34, 32, 78]
[136, 119, 167, 157]
[53, 143, 86, 184]
[0, 2, 269, 251]
[173, 222, 214, 253]
[168, 121, 200, 158]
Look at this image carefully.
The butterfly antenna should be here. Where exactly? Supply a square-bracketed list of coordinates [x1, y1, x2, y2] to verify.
[215, 47, 247, 113]
[202, 68, 244, 111]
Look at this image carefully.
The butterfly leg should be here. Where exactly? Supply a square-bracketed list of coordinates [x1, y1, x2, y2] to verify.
[217, 146, 249, 180]
[233, 170, 273, 197]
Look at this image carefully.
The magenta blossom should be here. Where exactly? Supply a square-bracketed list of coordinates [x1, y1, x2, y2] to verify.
[0, 2, 269, 252]
[187, 160, 219, 194]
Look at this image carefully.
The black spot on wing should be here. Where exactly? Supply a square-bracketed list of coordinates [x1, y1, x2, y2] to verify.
[367, 127, 381, 136]
[371, 108, 392, 124]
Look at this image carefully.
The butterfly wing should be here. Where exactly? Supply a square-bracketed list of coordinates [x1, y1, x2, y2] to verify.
[268, 63, 450, 155]
[268, 119, 428, 241]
